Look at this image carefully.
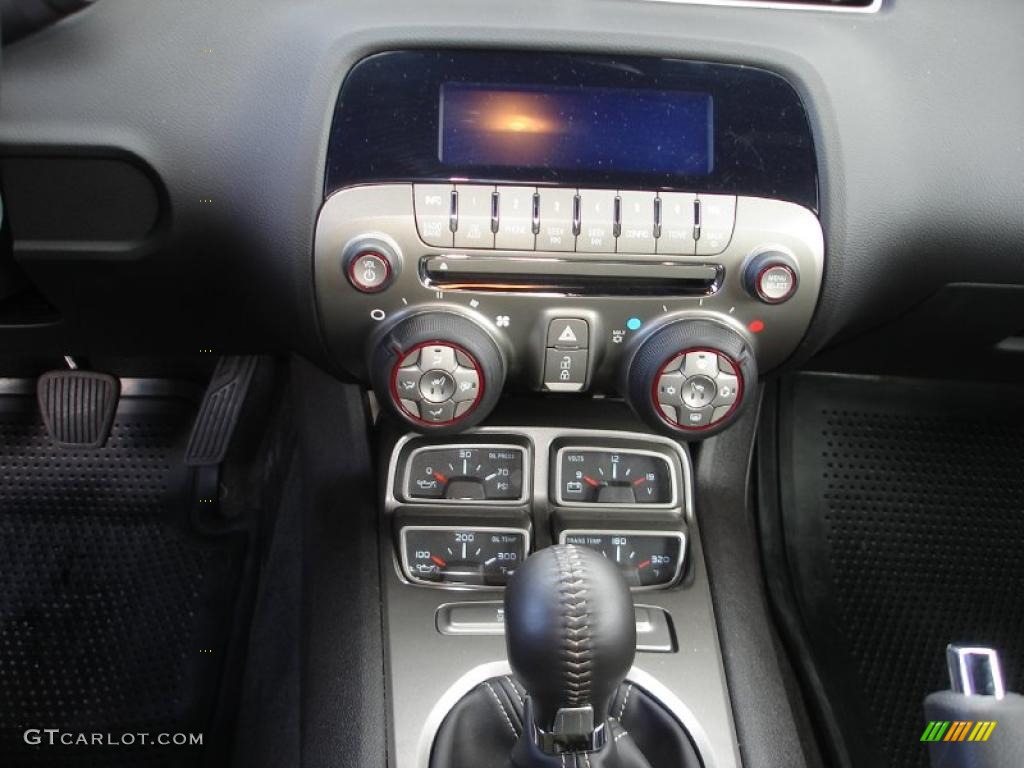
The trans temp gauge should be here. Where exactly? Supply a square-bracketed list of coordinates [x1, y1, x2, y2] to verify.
[400, 526, 529, 587]
[560, 530, 686, 589]
[557, 448, 674, 505]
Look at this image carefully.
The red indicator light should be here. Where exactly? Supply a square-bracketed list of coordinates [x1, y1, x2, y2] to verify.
[749, 320, 765, 333]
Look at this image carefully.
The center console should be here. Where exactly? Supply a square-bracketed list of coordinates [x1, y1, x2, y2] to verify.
[314, 50, 824, 439]
[315, 48, 825, 768]
[381, 426, 738, 768]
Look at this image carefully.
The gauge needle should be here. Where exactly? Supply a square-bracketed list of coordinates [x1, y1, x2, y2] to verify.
[633, 477, 647, 486]
[433, 471, 448, 484]
[583, 475, 601, 488]
[637, 559, 652, 570]
[430, 555, 447, 568]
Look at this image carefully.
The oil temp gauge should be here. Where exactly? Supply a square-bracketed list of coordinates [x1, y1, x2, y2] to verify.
[400, 526, 529, 587]
[559, 530, 686, 589]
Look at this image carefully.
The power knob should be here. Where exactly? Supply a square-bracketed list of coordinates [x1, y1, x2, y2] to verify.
[343, 235, 399, 294]
[369, 311, 506, 434]
[743, 249, 799, 304]
[621, 318, 757, 438]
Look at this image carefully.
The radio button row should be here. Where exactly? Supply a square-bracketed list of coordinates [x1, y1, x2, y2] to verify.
[416, 184, 738, 256]
[495, 186, 536, 250]
[618, 191, 657, 253]
[413, 184, 454, 248]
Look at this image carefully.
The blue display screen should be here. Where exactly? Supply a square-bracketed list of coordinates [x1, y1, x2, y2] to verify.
[439, 83, 713, 176]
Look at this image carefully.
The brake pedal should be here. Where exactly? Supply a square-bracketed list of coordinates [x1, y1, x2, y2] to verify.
[184, 356, 259, 466]
[37, 367, 121, 448]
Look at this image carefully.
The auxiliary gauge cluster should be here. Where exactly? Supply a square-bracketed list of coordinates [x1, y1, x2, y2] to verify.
[387, 430, 692, 593]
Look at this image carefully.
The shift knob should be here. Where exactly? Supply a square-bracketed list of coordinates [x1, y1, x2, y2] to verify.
[505, 545, 636, 751]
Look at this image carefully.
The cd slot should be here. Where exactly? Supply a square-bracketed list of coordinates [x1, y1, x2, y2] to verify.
[422, 255, 721, 296]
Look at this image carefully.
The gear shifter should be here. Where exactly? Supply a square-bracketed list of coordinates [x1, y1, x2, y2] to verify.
[505, 544, 635, 753]
[430, 545, 701, 768]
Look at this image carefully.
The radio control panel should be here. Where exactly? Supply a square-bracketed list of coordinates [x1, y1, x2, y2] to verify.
[314, 182, 823, 435]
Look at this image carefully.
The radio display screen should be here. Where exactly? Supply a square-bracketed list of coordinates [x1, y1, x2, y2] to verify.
[439, 83, 714, 176]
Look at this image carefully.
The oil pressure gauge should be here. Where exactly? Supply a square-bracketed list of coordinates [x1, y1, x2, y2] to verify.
[403, 444, 526, 503]
[400, 526, 529, 587]
[559, 530, 686, 589]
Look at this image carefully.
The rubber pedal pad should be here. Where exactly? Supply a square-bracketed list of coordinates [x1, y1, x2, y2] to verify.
[184, 355, 259, 466]
[36, 369, 121, 448]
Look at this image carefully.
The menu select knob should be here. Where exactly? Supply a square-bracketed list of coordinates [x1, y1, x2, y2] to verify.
[369, 311, 505, 433]
[621, 318, 756, 438]
[743, 249, 799, 304]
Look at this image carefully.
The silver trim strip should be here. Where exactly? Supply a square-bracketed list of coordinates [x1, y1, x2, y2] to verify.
[400, 443, 529, 505]
[554, 446, 678, 509]
[634, 0, 881, 13]
[398, 525, 531, 588]
[558, 529, 687, 591]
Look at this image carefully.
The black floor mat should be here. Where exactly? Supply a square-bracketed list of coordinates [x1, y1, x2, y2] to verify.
[0, 381, 251, 767]
[767, 373, 1024, 768]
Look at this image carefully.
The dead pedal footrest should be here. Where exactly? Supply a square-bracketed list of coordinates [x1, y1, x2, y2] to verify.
[37, 369, 121, 448]
[184, 355, 259, 466]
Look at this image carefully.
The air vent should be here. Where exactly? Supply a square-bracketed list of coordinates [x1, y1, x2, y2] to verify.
[642, 0, 880, 12]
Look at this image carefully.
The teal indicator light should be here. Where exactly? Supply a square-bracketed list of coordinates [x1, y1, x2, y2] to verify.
[626, 317, 643, 331]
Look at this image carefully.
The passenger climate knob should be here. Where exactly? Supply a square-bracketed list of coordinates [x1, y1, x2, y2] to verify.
[369, 311, 505, 433]
[621, 318, 756, 438]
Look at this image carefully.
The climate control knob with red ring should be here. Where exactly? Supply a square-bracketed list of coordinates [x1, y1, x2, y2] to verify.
[369, 311, 506, 433]
[620, 318, 757, 438]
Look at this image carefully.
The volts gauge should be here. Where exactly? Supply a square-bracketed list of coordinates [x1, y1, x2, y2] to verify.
[557, 448, 675, 506]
